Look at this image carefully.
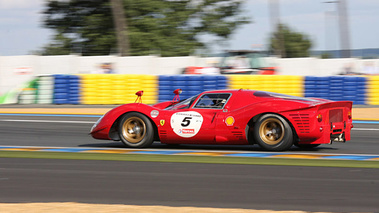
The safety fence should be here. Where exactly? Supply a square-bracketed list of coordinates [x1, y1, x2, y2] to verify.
[4, 74, 378, 105]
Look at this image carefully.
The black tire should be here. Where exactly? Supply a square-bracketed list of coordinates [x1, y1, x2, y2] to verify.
[118, 112, 154, 148]
[254, 114, 293, 151]
[294, 143, 321, 149]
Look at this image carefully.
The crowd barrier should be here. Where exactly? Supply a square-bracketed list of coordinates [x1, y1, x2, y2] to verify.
[7, 74, 379, 105]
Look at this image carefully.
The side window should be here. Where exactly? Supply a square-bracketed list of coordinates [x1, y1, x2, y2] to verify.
[194, 93, 230, 109]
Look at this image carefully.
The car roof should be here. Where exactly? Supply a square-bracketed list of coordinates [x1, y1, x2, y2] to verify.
[201, 89, 256, 95]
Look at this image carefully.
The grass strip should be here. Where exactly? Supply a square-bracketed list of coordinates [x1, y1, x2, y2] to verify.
[0, 150, 378, 168]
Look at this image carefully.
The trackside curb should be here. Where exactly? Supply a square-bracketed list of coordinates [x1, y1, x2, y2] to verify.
[1, 146, 378, 161]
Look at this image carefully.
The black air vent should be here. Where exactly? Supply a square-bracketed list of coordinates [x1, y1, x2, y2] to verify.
[289, 113, 310, 133]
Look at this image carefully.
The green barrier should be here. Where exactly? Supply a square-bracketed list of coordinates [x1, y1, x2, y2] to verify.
[0, 78, 39, 104]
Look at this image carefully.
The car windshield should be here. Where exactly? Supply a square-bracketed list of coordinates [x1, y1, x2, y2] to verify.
[254, 91, 319, 102]
[165, 95, 198, 110]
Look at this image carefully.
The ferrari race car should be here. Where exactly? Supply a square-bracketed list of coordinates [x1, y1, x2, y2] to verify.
[90, 89, 353, 151]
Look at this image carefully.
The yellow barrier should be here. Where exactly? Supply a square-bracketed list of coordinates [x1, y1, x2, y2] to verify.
[367, 76, 379, 105]
[80, 74, 158, 105]
[228, 75, 304, 97]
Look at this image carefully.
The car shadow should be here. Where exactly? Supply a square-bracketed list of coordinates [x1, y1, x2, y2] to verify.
[79, 141, 338, 152]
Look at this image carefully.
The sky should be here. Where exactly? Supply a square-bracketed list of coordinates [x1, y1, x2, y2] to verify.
[0, 0, 378, 56]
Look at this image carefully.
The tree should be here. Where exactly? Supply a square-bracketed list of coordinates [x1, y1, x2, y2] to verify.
[110, 0, 130, 56]
[269, 24, 312, 58]
[39, 33, 75, 55]
[40, 0, 250, 56]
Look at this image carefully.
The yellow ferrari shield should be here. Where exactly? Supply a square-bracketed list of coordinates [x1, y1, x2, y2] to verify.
[160, 120, 165, 126]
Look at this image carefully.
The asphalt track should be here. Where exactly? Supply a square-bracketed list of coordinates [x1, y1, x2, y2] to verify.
[1, 158, 378, 212]
[0, 105, 379, 212]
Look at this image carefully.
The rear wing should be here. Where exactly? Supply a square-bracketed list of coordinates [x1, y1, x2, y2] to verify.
[315, 101, 353, 125]
[316, 101, 352, 111]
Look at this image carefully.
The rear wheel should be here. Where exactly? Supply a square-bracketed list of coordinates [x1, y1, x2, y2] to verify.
[118, 112, 154, 148]
[254, 114, 293, 151]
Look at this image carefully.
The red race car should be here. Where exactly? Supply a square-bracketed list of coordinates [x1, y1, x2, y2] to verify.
[90, 89, 353, 151]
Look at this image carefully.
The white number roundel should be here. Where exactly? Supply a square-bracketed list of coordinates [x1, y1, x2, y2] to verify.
[170, 111, 203, 138]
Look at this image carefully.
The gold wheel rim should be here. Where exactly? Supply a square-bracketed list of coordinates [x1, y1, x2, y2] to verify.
[259, 117, 285, 145]
[121, 117, 146, 143]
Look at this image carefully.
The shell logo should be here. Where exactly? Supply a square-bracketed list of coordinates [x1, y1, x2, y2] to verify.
[225, 116, 235, 126]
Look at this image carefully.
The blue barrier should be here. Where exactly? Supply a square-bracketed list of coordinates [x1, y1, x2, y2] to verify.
[53, 75, 80, 104]
[158, 75, 227, 102]
[304, 76, 367, 104]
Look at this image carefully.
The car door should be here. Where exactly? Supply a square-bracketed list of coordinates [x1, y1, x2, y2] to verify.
[160, 93, 231, 144]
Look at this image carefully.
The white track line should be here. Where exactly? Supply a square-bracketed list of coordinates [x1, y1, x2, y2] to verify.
[0, 119, 94, 124]
[352, 128, 379, 131]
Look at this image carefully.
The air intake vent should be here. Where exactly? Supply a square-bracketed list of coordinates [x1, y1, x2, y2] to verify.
[159, 130, 167, 139]
[231, 131, 244, 140]
[289, 113, 310, 133]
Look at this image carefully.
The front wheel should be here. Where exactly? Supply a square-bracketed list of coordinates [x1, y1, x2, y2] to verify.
[254, 114, 293, 151]
[118, 112, 154, 148]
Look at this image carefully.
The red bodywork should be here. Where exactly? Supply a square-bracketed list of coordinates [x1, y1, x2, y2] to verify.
[90, 89, 353, 147]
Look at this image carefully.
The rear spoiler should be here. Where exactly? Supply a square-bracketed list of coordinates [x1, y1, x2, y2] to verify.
[315, 101, 353, 111]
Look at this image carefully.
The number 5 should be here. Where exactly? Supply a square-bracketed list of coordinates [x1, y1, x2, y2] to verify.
[181, 117, 192, 127]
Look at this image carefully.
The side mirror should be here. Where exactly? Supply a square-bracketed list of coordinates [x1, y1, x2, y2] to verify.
[173, 89, 182, 102]
[135, 90, 143, 103]
[173, 89, 182, 95]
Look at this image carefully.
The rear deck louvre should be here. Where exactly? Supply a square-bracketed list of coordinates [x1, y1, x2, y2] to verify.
[289, 113, 310, 133]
